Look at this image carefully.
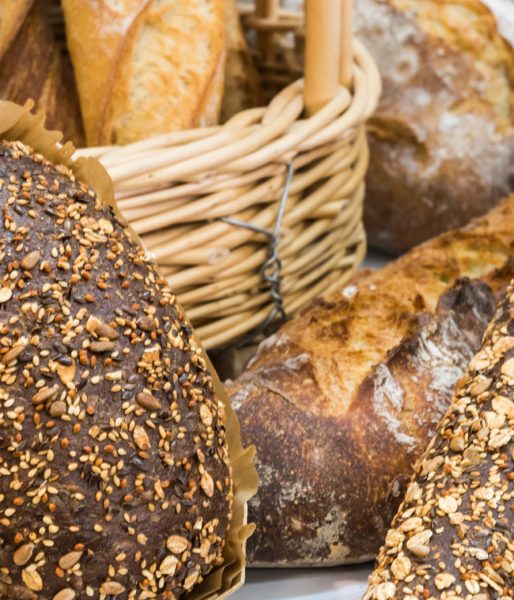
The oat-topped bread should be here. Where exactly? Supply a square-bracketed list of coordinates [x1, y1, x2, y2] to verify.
[364, 280, 514, 600]
[0, 140, 233, 599]
[228, 194, 514, 566]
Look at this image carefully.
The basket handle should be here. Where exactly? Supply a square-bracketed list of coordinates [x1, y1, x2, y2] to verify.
[339, 0, 353, 88]
[304, 0, 353, 115]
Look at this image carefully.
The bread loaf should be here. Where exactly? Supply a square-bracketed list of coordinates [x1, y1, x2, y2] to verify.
[481, 0, 514, 47]
[0, 139, 233, 598]
[364, 279, 514, 600]
[354, 0, 514, 254]
[0, 0, 33, 61]
[227, 194, 514, 566]
[0, 3, 84, 145]
[62, 0, 226, 146]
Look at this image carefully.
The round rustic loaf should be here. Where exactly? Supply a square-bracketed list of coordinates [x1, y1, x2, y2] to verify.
[355, 0, 514, 254]
[227, 194, 514, 566]
[0, 140, 233, 599]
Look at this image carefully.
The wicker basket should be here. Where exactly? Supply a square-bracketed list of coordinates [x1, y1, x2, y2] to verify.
[77, 0, 381, 350]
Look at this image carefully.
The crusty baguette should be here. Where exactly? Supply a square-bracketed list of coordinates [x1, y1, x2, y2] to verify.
[62, 0, 226, 146]
[0, 2, 84, 145]
[221, 0, 261, 122]
[0, 0, 34, 61]
[364, 279, 514, 600]
[227, 194, 514, 566]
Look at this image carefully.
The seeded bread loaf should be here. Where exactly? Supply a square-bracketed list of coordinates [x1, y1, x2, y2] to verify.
[228, 194, 514, 566]
[354, 0, 514, 254]
[364, 280, 514, 600]
[0, 139, 234, 599]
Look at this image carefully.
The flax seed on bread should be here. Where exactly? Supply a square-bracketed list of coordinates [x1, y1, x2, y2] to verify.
[364, 277, 514, 600]
[0, 139, 234, 598]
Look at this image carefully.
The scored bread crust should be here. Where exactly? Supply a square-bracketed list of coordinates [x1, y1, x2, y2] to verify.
[61, 0, 152, 147]
[355, 0, 514, 254]
[62, 0, 226, 146]
[228, 194, 514, 566]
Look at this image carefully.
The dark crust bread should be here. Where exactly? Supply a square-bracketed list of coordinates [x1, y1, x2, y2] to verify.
[364, 281, 514, 599]
[228, 194, 514, 566]
[0, 140, 232, 599]
[0, 3, 85, 146]
[0, 0, 34, 63]
[355, 0, 514, 254]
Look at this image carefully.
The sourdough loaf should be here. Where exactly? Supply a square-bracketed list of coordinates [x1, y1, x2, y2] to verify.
[227, 194, 514, 566]
[0, 139, 233, 598]
[0, 2, 84, 145]
[62, 0, 226, 146]
[481, 0, 514, 48]
[364, 279, 514, 600]
[354, 0, 514, 254]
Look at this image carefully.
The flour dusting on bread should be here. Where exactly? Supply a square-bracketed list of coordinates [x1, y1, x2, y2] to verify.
[229, 195, 514, 566]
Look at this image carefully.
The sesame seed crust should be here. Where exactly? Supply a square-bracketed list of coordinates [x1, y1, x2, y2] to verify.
[0, 140, 233, 599]
[364, 281, 514, 599]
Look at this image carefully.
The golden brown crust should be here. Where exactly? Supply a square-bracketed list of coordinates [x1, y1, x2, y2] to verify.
[0, 3, 84, 146]
[62, 0, 226, 146]
[61, 0, 149, 146]
[356, 0, 514, 254]
[228, 195, 514, 566]
[482, 0, 514, 47]
[195, 43, 226, 129]
[364, 280, 514, 600]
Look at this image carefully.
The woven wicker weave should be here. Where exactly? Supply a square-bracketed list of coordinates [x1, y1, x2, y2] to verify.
[76, 1, 381, 350]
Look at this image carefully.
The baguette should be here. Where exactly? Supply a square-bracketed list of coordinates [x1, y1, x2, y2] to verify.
[364, 279, 514, 600]
[62, 0, 226, 146]
[228, 194, 514, 566]
[0, 2, 84, 145]
[0, 0, 34, 61]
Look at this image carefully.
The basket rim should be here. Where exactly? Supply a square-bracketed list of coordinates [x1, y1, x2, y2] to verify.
[72, 28, 382, 350]
[75, 38, 381, 170]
